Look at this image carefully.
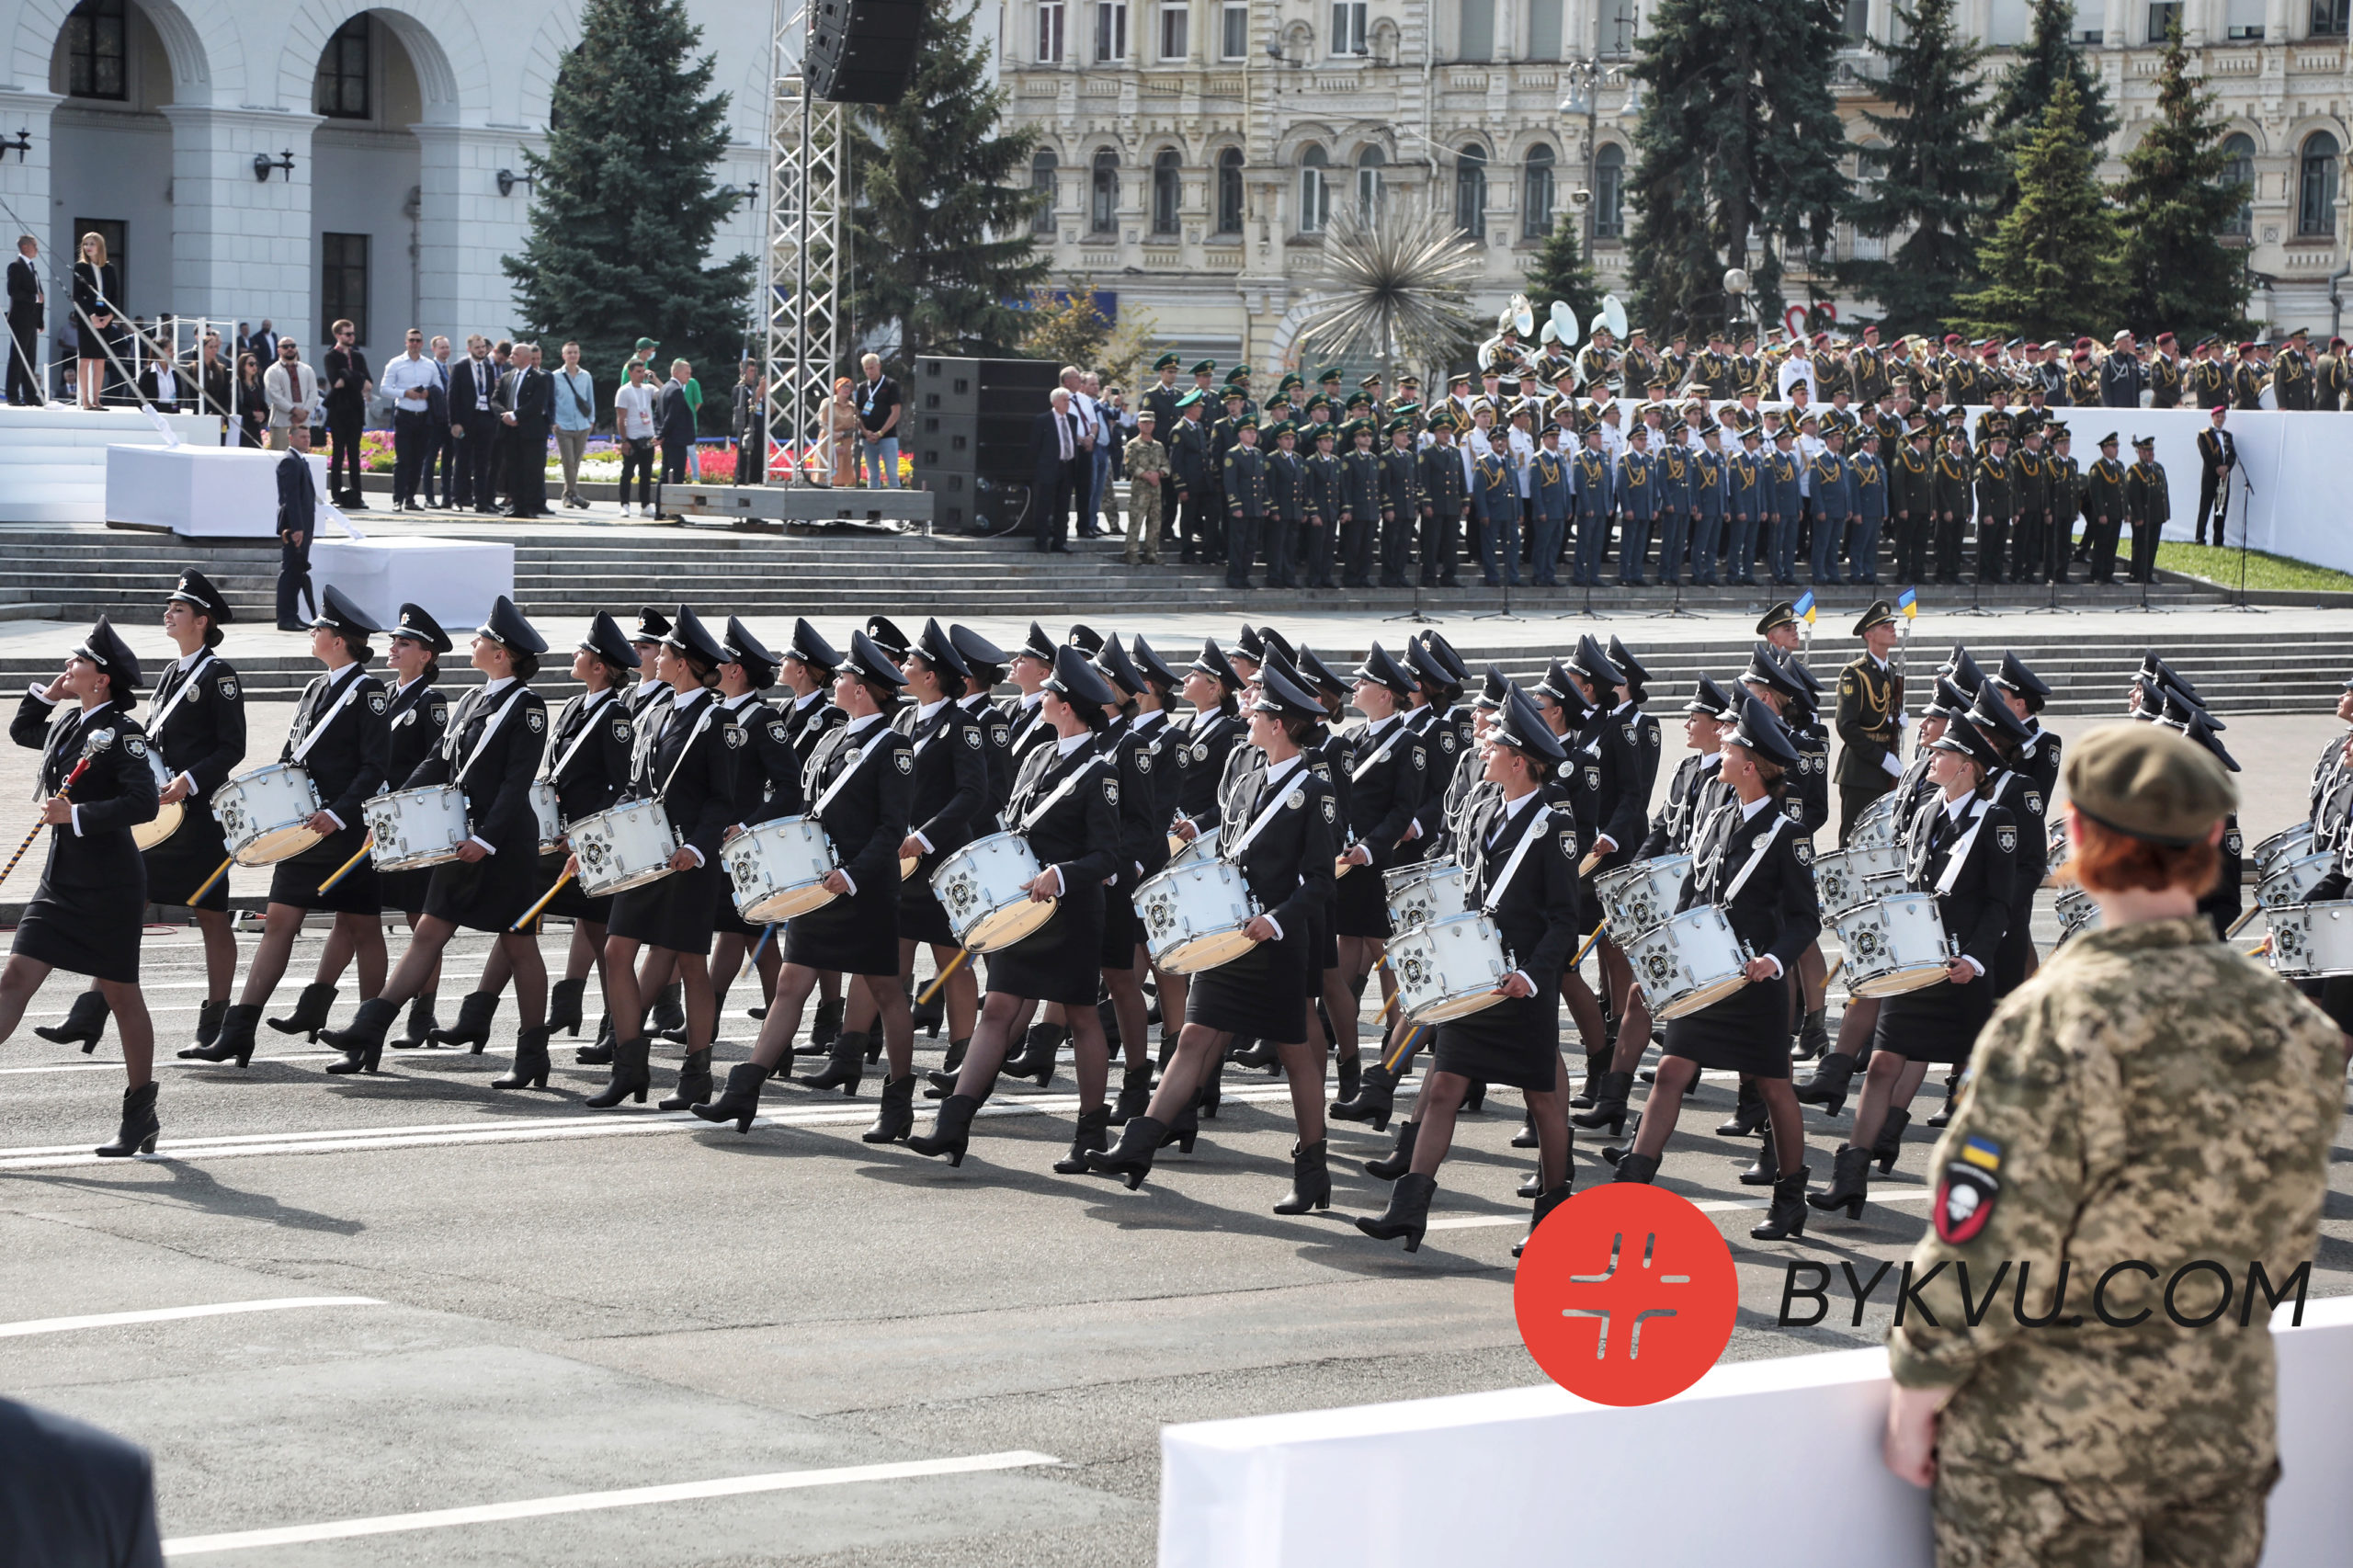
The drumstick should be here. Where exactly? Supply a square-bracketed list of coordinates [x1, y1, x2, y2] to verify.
[1824, 956, 1846, 986]
[1381, 1022, 1427, 1074]
[188, 855, 233, 905]
[315, 835, 375, 895]
[2224, 906, 2262, 938]
[0, 758, 92, 889]
[917, 947, 972, 1006]
[511, 866, 574, 932]
[750, 924, 776, 962]
[2248, 934, 2273, 958]
[1570, 923, 1607, 970]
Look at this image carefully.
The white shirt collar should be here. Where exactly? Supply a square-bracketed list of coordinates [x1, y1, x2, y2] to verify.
[1943, 791, 1974, 822]
[722, 691, 758, 712]
[1495, 788, 1540, 824]
[177, 648, 206, 672]
[392, 675, 424, 699]
[1260, 754, 1307, 794]
[635, 677, 663, 700]
[1189, 705, 1222, 733]
[1054, 730, 1092, 757]
[1362, 712, 1400, 738]
[1739, 793, 1774, 821]
[916, 697, 949, 722]
[482, 676, 517, 698]
[1019, 690, 1043, 711]
[792, 688, 824, 712]
[1134, 709, 1167, 732]
[668, 686, 700, 710]
[1699, 751, 1722, 771]
[1867, 651, 1889, 671]
[846, 711, 883, 734]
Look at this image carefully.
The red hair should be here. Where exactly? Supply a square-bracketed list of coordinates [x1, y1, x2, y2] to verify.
[2061, 809, 2220, 898]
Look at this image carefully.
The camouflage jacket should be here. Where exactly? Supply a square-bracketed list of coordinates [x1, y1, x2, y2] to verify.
[1888, 918, 2341, 1485]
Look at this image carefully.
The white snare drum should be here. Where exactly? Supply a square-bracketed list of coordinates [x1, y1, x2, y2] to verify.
[214, 763, 324, 866]
[1835, 893, 1953, 997]
[1812, 843, 1906, 917]
[131, 748, 180, 851]
[931, 832, 1056, 951]
[1387, 912, 1512, 1025]
[530, 779, 563, 854]
[1383, 861, 1470, 932]
[1136, 858, 1261, 974]
[363, 785, 472, 872]
[570, 800, 681, 900]
[2266, 900, 2353, 978]
[1848, 791, 1903, 852]
[2044, 819, 2071, 875]
[1623, 905, 1752, 1020]
[2053, 884, 2100, 938]
[2254, 824, 2315, 882]
[2256, 850, 2334, 911]
[1594, 854, 1692, 940]
[717, 813, 831, 920]
[1171, 827, 1221, 868]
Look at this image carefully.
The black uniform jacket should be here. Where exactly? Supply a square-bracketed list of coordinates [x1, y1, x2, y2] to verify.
[1637, 751, 1728, 859]
[963, 691, 1015, 817]
[779, 712, 911, 894]
[899, 697, 988, 869]
[1004, 736, 1123, 897]
[1898, 791, 2018, 975]
[1578, 704, 1654, 855]
[1129, 709, 1183, 854]
[1100, 719, 1164, 888]
[401, 679, 548, 858]
[1343, 714, 1427, 870]
[629, 689, 737, 864]
[1987, 766, 2049, 882]
[544, 687, 634, 824]
[282, 664, 387, 830]
[1172, 708, 1242, 829]
[1787, 722, 1831, 834]
[1676, 795, 1823, 974]
[1405, 704, 1471, 845]
[1461, 790, 1581, 981]
[720, 693, 804, 824]
[11, 694, 159, 893]
[145, 651, 247, 801]
[780, 690, 847, 764]
[381, 676, 448, 791]
[1217, 753, 1337, 938]
[1002, 693, 1055, 768]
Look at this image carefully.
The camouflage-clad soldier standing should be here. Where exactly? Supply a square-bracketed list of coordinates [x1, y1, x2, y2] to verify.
[1121, 409, 1167, 566]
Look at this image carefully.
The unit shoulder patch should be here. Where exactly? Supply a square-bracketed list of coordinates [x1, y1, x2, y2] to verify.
[1995, 824, 2018, 856]
[217, 675, 240, 700]
[893, 749, 913, 774]
[964, 727, 982, 749]
[525, 709, 545, 734]
[367, 691, 387, 715]
[1792, 841, 1813, 866]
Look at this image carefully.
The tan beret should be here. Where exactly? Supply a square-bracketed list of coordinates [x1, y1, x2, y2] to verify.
[2063, 722, 2237, 846]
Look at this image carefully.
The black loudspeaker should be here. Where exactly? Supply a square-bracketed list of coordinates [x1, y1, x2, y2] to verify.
[808, 0, 924, 104]
[915, 357, 1061, 532]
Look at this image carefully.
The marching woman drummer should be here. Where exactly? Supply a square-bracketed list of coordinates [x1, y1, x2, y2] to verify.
[0, 619, 163, 1155]
[1358, 688, 1582, 1254]
[1810, 713, 2018, 1221]
[582, 607, 739, 1110]
[1085, 663, 1339, 1212]
[1084, 635, 1172, 1125]
[693, 631, 914, 1134]
[317, 597, 553, 1082]
[184, 587, 387, 1070]
[1292, 643, 1370, 1105]
[1610, 696, 1823, 1244]
[698, 619, 801, 1034]
[905, 645, 1124, 1168]
[772, 618, 848, 1059]
[40, 572, 245, 1056]
[1326, 642, 1425, 1109]
[1150, 640, 1245, 1051]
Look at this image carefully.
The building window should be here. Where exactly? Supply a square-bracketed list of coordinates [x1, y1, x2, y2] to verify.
[1032, 149, 1059, 233]
[1600, 0, 1637, 53]
[1529, 0, 1563, 57]
[1152, 148, 1181, 233]
[1090, 148, 1120, 233]
[1454, 143, 1487, 239]
[1843, 0, 1869, 40]
[1332, 0, 1368, 52]
[1221, 1, 1248, 58]
[1988, 0, 2029, 42]
[1096, 0, 1128, 61]
[1216, 147, 1245, 233]
[313, 15, 371, 119]
[1520, 145, 1556, 239]
[1039, 0, 1066, 62]
[1458, 0, 1495, 59]
[63, 0, 127, 101]
[2222, 0, 2263, 37]
[1160, 1, 1188, 57]
[1299, 144, 1330, 233]
[1850, 142, 1888, 259]
[2145, 1, 2181, 40]
[1593, 142, 1626, 239]
[2317, 0, 2351, 37]
[1356, 144, 1385, 222]
[2299, 131, 2340, 237]
[2220, 133, 2254, 236]
[320, 233, 369, 347]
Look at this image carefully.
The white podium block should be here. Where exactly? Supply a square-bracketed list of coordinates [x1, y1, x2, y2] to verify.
[312, 537, 514, 635]
[105, 444, 324, 539]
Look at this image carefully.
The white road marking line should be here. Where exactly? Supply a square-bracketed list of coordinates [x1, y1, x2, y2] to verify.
[1419, 1187, 1933, 1232]
[0, 1296, 381, 1338]
[0, 1053, 345, 1077]
[161, 1450, 1063, 1556]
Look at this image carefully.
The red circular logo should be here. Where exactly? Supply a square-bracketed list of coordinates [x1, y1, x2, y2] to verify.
[1513, 1183, 1739, 1406]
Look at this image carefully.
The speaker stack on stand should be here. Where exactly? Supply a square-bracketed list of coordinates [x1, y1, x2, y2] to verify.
[807, 0, 925, 102]
[914, 357, 1060, 534]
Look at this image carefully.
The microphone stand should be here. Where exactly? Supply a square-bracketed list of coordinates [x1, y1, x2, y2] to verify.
[2027, 506, 2075, 615]
[2221, 457, 2261, 613]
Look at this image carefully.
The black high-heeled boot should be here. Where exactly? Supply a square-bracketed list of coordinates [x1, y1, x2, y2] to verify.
[1807, 1144, 1872, 1218]
[906, 1093, 981, 1165]
[1355, 1172, 1435, 1251]
[1925, 1071, 1961, 1128]
[1232, 1037, 1276, 1071]
[1514, 1180, 1575, 1257]
[1512, 1110, 1539, 1149]
[427, 991, 500, 1054]
[180, 1003, 260, 1066]
[576, 1014, 615, 1065]
[1461, 1079, 1486, 1114]
[321, 998, 399, 1074]
[191, 998, 228, 1051]
[95, 1082, 159, 1158]
[1008, 1023, 1064, 1087]
[1571, 1071, 1632, 1134]
[1051, 1107, 1112, 1173]
[1611, 1150, 1659, 1184]
[864, 1030, 883, 1064]
[493, 1027, 553, 1090]
[692, 1062, 770, 1133]
[658, 1048, 714, 1110]
[1716, 1076, 1767, 1137]
[1199, 1048, 1226, 1118]
[1739, 1124, 1779, 1187]
[391, 990, 439, 1050]
[1335, 1053, 1360, 1107]
[911, 992, 946, 1038]
[1792, 1007, 1829, 1062]
[649, 981, 686, 1035]
[35, 991, 109, 1051]
[548, 976, 587, 1036]
[1572, 1051, 1609, 1109]
[1330, 1062, 1395, 1130]
[941, 1037, 969, 1075]
[798, 1030, 866, 1095]
[804, 996, 844, 1054]
[1272, 1139, 1331, 1214]
[1751, 1167, 1812, 1240]
[1108, 1067, 1153, 1125]
[1364, 1119, 1419, 1181]
[267, 983, 338, 1041]
[585, 1036, 652, 1108]
[1081, 1114, 1165, 1188]
[862, 1074, 915, 1143]
[1871, 1107, 1912, 1173]
[1792, 1051, 1857, 1116]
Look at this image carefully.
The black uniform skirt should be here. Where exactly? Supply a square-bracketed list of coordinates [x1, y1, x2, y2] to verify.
[541, 851, 613, 925]
[1307, 902, 1339, 973]
[421, 846, 542, 936]
[14, 845, 143, 984]
[1186, 928, 1310, 1043]
[988, 880, 1103, 1006]
[1661, 974, 1792, 1078]
[141, 801, 231, 912]
[782, 872, 898, 977]
[1873, 975, 1995, 1063]
[609, 860, 722, 955]
[268, 821, 379, 913]
[1993, 919, 2036, 994]
[900, 875, 955, 947]
[377, 867, 431, 917]
[1097, 885, 1141, 968]
[1431, 980, 1562, 1090]
[1335, 863, 1389, 938]
[713, 871, 763, 940]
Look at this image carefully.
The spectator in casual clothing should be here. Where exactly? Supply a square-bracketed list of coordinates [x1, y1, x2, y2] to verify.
[182, 330, 233, 421]
[235, 353, 267, 448]
[856, 351, 900, 488]
[619, 335, 660, 392]
[656, 358, 697, 515]
[612, 360, 660, 517]
[731, 358, 767, 486]
[381, 328, 439, 511]
[320, 317, 371, 507]
[1082, 370, 1113, 536]
[262, 337, 318, 451]
[551, 341, 596, 510]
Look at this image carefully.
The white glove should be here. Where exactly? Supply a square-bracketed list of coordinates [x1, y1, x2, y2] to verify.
[1880, 752, 1904, 779]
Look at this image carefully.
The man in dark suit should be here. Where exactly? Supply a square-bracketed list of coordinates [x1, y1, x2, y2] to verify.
[1029, 388, 1084, 553]
[321, 317, 371, 507]
[0, 1396, 164, 1567]
[422, 335, 452, 506]
[448, 335, 501, 513]
[499, 342, 551, 518]
[6, 234, 42, 405]
[276, 426, 320, 630]
[655, 358, 697, 519]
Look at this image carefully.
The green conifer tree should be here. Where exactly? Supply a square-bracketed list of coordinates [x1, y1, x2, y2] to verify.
[1987, 0, 2117, 217]
[2115, 18, 2250, 339]
[1952, 78, 2125, 341]
[1522, 215, 1603, 332]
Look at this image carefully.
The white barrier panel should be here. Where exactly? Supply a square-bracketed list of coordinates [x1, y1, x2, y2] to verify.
[312, 536, 515, 637]
[106, 444, 324, 538]
[1158, 1294, 2353, 1568]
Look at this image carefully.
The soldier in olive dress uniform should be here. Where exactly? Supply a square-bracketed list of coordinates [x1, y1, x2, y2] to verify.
[1834, 600, 1904, 845]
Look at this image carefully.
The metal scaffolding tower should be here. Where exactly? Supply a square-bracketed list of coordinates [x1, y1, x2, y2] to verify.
[758, 0, 845, 485]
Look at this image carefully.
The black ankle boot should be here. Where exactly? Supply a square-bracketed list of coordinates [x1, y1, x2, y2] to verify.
[1926, 1072, 1961, 1127]
[1514, 1180, 1575, 1258]
[1109, 1067, 1153, 1125]
[649, 981, 686, 1035]
[577, 1014, 615, 1065]
[391, 991, 439, 1050]
[1461, 1079, 1486, 1114]
[907, 1093, 982, 1165]
[1160, 1091, 1200, 1153]
[1051, 1106, 1112, 1173]
[1792, 1051, 1857, 1116]
[1872, 1105, 1913, 1172]
[942, 1037, 969, 1075]
[1717, 1076, 1767, 1137]
[658, 1048, 714, 1110]
[1272, 1139, 1332, 1214]
[181, 1003, 261, 1066]
[911, 993, 946, 1038]
[1572, 1051, 1609, 1109]
[1355, 1172, 1435, 1251]
[692, 1062, 771, 1133]
[548, 976, 588, 1036]
[1232, 1038, 1276, 1071]
[1330, 1062, 1396, 1130]
[806, 996, 845, 1054]
[1751, 1167, 1812, 1240]
[1808, 1144, 1872, 1218]
[1611, 1150, 1659, 1184]
[1009, 1023, 1064, 1087]
[798, 1030, 866, 1095]
[1082, 1114, 1165, 1188]
[95, 1081, 159, 1158]
[493, 1027, 553, 1090]
[1793, 1007, 1829, 1062]
[192, 998, 228, 1051]
[1739, 1124, 1779, 1187]
[1572, 1071, 1632, 1135]
[1199, 1049, 1227, 1117]
[1512, 1110, 1540, 1149]
[585, 1036, 652, 1108]
[1335, 1053, 1360, 1106]
[1364, 1119, 1419, 1181]
[863, 1074, 915, 1143]
[427, 991, 500, 1054]
[35, 991, 109, 1051]
[864, 1029, 883, 1064]
[267, 983, 339, 1041]
[321, 998, 400, 1074]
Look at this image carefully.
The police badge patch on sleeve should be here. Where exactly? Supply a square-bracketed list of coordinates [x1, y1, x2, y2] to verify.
[893, 750, 913, 775]
[433, 707, 449, 726]
[964, 728, 982, 748]
[125, 733, 147, 758]
[1995, 824, 2017, 856]
[526, 710, 546, 734]
[2224, 829, 2241, 856]
[1321, 797, 1336, 823]
[1559, 828, 1577, 860]
[767, 722, 789, 744]
[1792, 841, 1813, 866]
[2024, 790, 2044, 815]
[1136, 750, 1152, 773]
[1103, 778, 1120, 804]
[992, 724, 1010, 747]
[614, 718, 634, 743]
[368, 692, 388, 715]
[217, 676, 239, 700]
[723, 726, 745, 748]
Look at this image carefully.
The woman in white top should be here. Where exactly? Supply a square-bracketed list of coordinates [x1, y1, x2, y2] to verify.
[612, 362, 662, 517]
